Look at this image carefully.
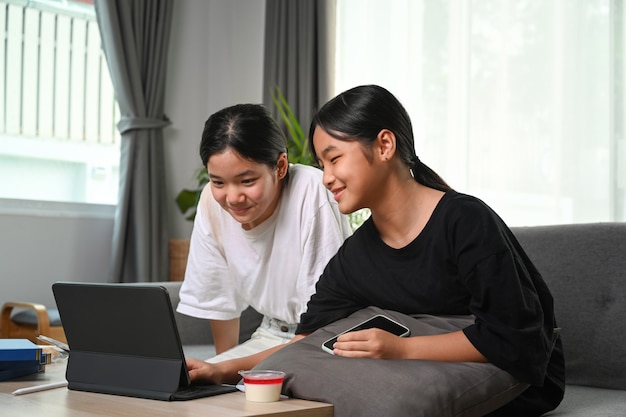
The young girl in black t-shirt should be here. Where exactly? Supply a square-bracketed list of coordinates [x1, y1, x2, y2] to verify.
[295, 84, 564, 416]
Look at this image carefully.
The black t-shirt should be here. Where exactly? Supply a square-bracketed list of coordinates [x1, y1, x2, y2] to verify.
[297, 191, 564, 392]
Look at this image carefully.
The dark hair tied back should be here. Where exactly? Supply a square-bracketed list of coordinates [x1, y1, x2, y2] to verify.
[411, 155, 421, 168]
[309, 85, 451, 192]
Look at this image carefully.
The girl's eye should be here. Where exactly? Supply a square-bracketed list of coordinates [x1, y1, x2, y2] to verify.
[242, 178, 256, 184]
[330, 156, 340, 164]
[211, 181, 224, 187]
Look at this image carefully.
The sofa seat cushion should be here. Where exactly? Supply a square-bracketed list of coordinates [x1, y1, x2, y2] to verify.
[544, 385, 626, 416]
[12, 308, 63, 326]
[182, 344, 216, 361]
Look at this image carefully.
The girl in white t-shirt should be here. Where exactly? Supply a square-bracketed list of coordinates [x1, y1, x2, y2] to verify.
[177, 104, 352, 362]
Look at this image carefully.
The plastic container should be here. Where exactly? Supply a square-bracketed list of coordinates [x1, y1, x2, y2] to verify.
[238, 370, 285, 402]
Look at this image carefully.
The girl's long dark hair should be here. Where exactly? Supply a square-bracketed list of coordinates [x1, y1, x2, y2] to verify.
[308, 85, 450, 192]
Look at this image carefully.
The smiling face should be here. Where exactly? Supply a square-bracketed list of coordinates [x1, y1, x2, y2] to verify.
[208, 148, 287, 230]
[312, 127, 380, 214]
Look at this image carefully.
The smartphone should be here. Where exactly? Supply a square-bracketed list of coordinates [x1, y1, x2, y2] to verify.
[321, 314, 410, 354]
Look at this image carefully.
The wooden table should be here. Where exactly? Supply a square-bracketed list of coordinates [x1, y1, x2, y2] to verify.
[0, 362, 333, 416]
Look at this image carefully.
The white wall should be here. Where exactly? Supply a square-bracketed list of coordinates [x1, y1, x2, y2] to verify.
[0, 0, 266, 308]
[0, 206, 114, 308]
[165, 0, 266, 240]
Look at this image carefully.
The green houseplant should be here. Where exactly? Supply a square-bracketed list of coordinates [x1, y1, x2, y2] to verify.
[175, 168, 210, 222]
[271, 86, 315, 166]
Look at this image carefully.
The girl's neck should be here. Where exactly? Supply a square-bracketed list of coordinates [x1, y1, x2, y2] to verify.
[370, 179, 444, 249]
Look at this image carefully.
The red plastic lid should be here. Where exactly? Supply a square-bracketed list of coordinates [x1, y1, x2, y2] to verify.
[239, 370, 285, 385]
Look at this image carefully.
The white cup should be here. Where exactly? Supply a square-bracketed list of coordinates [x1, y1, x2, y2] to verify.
[238, 370, 285, 402]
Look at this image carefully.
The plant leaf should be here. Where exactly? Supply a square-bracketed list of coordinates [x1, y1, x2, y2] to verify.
[175, 189, 200, 216]
[271, 86, 315, 166]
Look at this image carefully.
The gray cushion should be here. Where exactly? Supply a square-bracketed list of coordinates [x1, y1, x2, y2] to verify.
[512, 223, 626, 390]
[255, 307, 528, 417]
[11, 308, 63, 326]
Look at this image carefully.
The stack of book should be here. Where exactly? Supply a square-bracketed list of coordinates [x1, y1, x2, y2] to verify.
[0, 339, 52, 381]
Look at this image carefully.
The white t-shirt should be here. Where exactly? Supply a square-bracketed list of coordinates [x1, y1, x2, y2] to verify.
[177, 164, 352, 324]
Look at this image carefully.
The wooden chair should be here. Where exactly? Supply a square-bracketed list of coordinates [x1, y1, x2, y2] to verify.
[0, 301, 67, 344]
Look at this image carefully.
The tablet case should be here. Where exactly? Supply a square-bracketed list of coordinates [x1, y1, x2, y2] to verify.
[52, 282, 236, 401]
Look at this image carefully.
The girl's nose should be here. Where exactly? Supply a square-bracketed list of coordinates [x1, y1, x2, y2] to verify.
[323, 168, 335, 190]
[226, 187, 245, 204]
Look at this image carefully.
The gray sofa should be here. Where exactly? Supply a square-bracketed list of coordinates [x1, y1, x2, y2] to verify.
[160, 280, 262, 361]
[163, 222, 626, 416]
[513, 222, 626, 416]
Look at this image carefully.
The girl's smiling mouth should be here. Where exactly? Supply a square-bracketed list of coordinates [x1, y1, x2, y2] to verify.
[230, 206, 250, 215]
[331, 187, 345, 201]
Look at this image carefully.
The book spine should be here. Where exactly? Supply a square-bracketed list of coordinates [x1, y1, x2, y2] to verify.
[0, 353, 51, 370]
[0, 347, 43, 361]
[0, 364, 43, 382]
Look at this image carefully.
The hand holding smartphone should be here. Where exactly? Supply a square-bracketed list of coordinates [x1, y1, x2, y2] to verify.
[321, 314, 410, 354]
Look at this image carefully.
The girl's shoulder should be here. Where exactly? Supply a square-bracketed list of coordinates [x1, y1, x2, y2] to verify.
[279, 164, 347, 227]
[436, 190, 497, 221]
[284, 164, 330, 200]
[287, 164, 323, 182]
[434, 190, 514, 245]
[423, 190, 509, 240]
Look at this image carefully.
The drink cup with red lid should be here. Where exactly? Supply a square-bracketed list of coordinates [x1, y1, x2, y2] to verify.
[238, 370, 285, 402]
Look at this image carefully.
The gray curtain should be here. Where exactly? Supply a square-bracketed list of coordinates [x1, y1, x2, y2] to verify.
[95, 0, 173, 283]
[263, 0, 336, 131]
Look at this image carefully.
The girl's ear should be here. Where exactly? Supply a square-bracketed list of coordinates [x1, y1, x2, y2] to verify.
[276, 152, 289, 179]
[375, 129, 396, 162]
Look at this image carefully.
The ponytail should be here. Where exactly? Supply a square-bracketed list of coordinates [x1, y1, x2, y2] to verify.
[410, 155, 451, 192]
